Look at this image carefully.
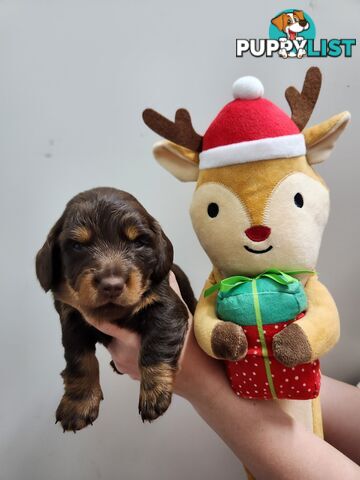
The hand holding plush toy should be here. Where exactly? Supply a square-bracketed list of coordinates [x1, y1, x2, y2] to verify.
[143, 67, 350, 479]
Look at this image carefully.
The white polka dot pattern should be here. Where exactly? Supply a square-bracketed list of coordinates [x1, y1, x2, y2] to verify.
[226, 317, 321, 400]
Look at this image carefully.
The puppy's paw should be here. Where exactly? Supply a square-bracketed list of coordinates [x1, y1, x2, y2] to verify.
[297, 48, 307, 58]
[272, 323, 312, 368]
[211, 322, 248, 361]
[138, 364, 174, 422]
[55, 388, 103, 432]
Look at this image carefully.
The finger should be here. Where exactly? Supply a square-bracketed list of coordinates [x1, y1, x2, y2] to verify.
[111, 359, 140, 380]
[110, 360, 123, 375]
[107, 338, 138, 363]
[107, 338, 141, 375]
[169, 271, 183, 297]
[107, 338, 123, 357]
[110, 328, 141, 347]
[96, 321, 141, 346]
[167, 273, 194, 371]
[168, 271, 193, 324]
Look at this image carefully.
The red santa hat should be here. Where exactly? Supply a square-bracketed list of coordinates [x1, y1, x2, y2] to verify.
[199, 76, 306, 170]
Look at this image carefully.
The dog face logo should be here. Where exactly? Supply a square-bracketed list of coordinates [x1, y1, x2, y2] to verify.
[271, 10, 309, 41]
[269, 9, 315, 59]
[236, 11, 355, 59]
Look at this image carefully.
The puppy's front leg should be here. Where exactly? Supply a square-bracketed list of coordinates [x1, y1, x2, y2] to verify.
[138, 289, 188, 422]
[54, 302, 104, 432]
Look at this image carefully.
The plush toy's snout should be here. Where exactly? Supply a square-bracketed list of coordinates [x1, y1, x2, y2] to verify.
[245, 225, 271, 242]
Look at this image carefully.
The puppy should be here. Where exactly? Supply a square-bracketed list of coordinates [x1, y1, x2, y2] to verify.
[271, 10, 309, 41]
[271, 10, 309, 58]
[36, 187, 196, 431]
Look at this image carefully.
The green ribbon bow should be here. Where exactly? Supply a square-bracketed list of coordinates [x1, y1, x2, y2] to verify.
[204, 269, 315, 298]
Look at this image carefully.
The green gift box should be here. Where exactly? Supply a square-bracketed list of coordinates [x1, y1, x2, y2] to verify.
[205, 269, 311, 326]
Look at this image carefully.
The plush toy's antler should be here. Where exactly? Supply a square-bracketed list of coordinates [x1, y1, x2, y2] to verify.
[142, 108, 203, 152]
[285, 66, 322, 131]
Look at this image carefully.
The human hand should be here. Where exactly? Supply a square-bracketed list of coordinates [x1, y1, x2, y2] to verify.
[82, 274, 360, 478]
[87, 271, 227, 404]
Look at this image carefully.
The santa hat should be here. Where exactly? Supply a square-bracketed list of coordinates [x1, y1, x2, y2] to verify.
[199, 76, 306, 170]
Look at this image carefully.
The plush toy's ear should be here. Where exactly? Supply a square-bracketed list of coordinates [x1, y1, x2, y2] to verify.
[143, 107, 202, 181]
[271, 13, 286, 32]
[304, 111, 351, 165]
[35, 215, 64, 292]
[153, 140, 199, 182]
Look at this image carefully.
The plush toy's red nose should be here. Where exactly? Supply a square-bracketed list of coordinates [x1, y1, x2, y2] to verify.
[245, 225, 271, 242]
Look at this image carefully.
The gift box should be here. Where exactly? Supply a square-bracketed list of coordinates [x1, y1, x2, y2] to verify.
[207, 271, 321, 400]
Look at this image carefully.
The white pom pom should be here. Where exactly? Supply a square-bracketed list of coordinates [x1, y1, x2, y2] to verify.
[232, 76, 264, 100]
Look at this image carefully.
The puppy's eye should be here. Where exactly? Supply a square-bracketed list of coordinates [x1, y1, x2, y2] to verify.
[207, 203, 219, 218]
[71, 241, 85, 252]
[133, 236, 150, 248]
[294, 193, 304, 208]
[287, 18, 292, 24]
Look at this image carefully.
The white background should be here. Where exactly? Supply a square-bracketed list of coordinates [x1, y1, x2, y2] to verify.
[0, 1, 359, 479]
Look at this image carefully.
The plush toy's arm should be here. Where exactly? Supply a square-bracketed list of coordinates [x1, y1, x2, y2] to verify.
[296, 275, 340, 359]
[273, 275, 340, 367]
[194, 276, 222, 358]
[194, 273, 248, 361]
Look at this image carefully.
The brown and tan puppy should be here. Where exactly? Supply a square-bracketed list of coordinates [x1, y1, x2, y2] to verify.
[36, 187, 196, 431]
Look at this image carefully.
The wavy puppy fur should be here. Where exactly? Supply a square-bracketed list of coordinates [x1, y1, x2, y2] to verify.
[36, 187, 196, 430]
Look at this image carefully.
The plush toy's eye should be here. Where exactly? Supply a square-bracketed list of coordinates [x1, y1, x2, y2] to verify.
[294, 193, 304, 208]
[207, 203, 219, 218]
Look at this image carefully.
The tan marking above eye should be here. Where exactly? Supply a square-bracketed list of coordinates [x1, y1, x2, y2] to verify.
[125, 225, 139, 241]
[70, 226, 92, 243]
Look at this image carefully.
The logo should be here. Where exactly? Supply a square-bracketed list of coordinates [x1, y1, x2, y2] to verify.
[236, 9, 356, 59]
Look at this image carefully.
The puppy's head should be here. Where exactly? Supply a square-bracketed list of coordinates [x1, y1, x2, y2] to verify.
[36, 188, 173, 321]
[271, 11, 308, 37]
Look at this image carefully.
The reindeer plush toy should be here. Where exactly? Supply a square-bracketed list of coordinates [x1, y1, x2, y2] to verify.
[143, 67, 350, 478]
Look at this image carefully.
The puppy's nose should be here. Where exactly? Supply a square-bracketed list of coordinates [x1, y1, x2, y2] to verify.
[98, 276, 124, 298]
[299, 19, 307, 27]
[245, 225, 271, 242]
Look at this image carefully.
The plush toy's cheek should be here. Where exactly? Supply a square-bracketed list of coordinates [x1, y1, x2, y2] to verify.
[190, 183, 251, 272]
[264, 172, 330, 269]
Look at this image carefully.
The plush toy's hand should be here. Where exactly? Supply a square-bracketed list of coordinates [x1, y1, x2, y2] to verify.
[211, 322, 248, 361]
[272, 323, 313, 368]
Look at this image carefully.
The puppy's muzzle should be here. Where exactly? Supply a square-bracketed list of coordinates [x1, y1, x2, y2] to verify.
[97, 275, 125, 300]
[94, 266, 128, 301]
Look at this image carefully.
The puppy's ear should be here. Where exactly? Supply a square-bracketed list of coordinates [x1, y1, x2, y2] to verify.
[35, 214, 64, 292]
[294, 10, 305, 21]
[271, 13, 286, 31]
[151, 221, 174, 283]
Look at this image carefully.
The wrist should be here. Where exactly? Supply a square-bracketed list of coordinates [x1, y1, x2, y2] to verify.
[173, 323, 231, 406]
[176, 356, 229, 406]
